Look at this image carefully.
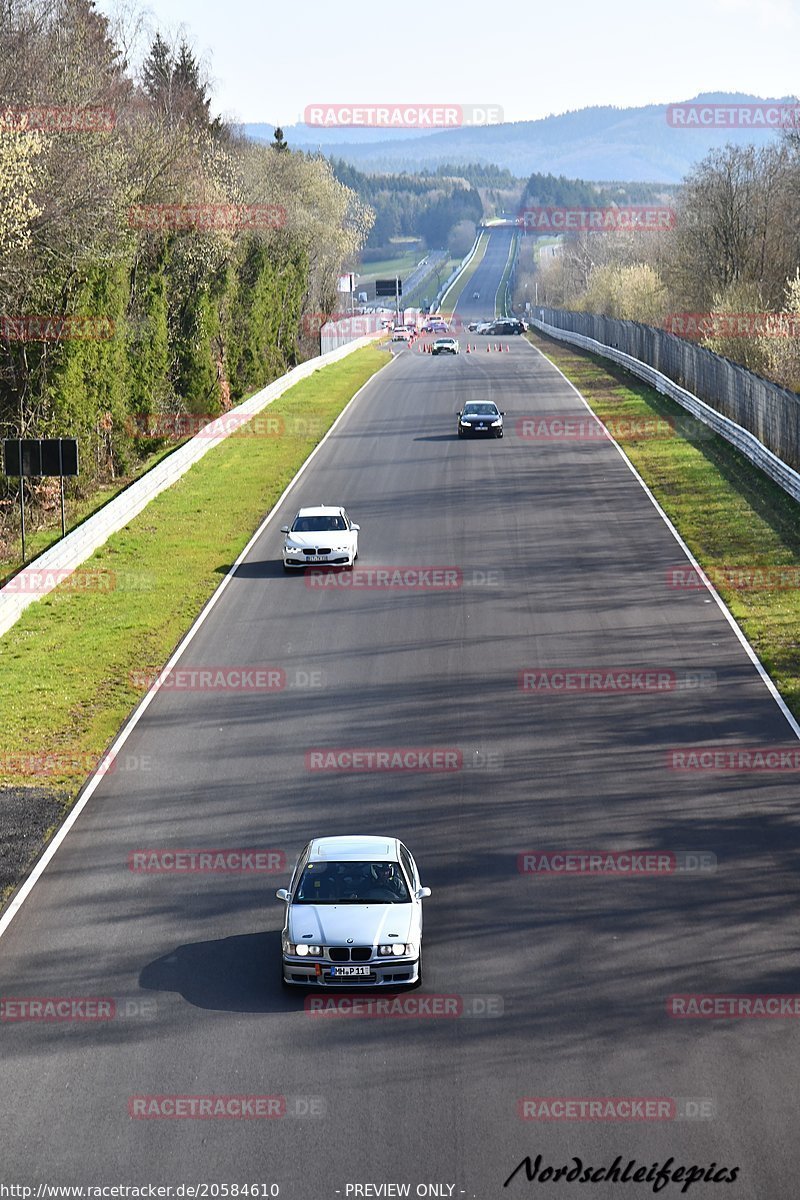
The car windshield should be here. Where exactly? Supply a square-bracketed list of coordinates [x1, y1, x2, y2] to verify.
[294, 860, 411, 904]
[292, 515, 347, 532]
[464, 404, 499, 416]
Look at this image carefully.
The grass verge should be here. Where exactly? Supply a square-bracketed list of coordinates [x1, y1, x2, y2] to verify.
[439, 232, 489, 311]
[0, 343, 388, 798]
[528, 329, 800, 722]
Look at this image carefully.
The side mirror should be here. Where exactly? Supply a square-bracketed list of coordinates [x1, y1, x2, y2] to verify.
[456, 411, 462, 417]
[275, 888, 290, 902]
[501, 411, 506, 416]
[351, 523, 360, 532]
[280, 525, 289, 534]
[415, 886, 432, 899]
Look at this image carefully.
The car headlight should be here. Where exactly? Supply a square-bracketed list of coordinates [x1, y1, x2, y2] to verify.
[284, 542, 301, 552]
[491, 419, 502, 426]
[290, 943, 323, 957]
[460, 419, 472, 426]
[379, 944, 412, 957]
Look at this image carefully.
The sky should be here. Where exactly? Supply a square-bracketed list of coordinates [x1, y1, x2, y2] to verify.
[100, 0, 800, 127]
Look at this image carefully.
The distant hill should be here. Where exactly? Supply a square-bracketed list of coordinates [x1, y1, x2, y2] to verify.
[246, 94, 797, 183]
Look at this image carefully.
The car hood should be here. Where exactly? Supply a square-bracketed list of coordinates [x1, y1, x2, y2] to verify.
[285, 531, 351, 547]
[288, 904, 415, 946]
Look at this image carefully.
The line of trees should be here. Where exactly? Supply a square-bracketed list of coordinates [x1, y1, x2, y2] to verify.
[0, 0, 372, 543]
[331, 159, 483, 251]
[520, 136, 800, 392]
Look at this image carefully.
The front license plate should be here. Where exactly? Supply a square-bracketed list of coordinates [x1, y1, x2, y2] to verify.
[477, 424, 486, 430]
[329, 965, 371, 978]
[308, 555, 328, 562]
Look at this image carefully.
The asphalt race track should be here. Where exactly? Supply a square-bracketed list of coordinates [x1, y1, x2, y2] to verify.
[1, 229, 799, 1198]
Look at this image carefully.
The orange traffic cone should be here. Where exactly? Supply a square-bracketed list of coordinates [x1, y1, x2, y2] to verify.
[505, 344, 510, 353]
[465, 343, 470, 353]
[486, 343, 491, 352]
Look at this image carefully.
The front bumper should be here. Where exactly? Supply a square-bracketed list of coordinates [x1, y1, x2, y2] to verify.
[282, 956, 420, 987]
[458, 424, 503, 436]
[283, 551, 355, 568]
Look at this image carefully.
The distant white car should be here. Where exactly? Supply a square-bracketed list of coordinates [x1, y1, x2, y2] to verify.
[391, 327, 412, 342]
[431, 337, 460, 355]
[277, 835, 432, 988]
[280, 505, 359, 570]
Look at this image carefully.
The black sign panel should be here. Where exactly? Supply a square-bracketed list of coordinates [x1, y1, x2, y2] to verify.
[375, 278, 402, 297]
[3, 438, 79, 477]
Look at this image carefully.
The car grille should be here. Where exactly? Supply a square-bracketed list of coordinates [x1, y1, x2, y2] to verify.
[328, 946, 373, 961]
[303, 547, 332, 556]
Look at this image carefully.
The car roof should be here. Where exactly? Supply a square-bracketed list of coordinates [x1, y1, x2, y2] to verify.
[307, 835, 400, 861]
[294, 505, 345, 517]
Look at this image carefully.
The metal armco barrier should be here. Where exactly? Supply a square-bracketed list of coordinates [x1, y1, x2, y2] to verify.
[533, 307, 800, 476]
[532, 313, 800, 504]
[0, 334, 381, 639]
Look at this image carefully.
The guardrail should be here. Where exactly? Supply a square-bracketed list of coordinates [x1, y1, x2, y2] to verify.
[531, 315, 800, 504]
[0, 333, 382, 639]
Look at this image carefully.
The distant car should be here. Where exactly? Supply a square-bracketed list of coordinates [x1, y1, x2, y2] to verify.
[484, 318, 524, 336]
[431, 337, 460, 355]
[280, 505, 360, 570]
[391, 327, 412, 342]
[472, 290, 480, 300]
[422, 318, 448, 333]
[470, 320, 493, 333]
[457, 401, 504, 438]
[277, 835, 432, 988]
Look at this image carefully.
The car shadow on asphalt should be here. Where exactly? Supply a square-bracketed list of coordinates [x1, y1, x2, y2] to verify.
[139, 930, 300, 1013]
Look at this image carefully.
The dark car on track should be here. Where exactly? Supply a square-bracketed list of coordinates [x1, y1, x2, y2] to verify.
[456, 401, 504, 438]
[481, 318, 525, 336]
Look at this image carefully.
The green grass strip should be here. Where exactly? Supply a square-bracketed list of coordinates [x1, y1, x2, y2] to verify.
[496, 232, 518, 316]
[439, 231, 489, 312]
[529, 330, 800, 721]
[0, 344, 388, 792]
